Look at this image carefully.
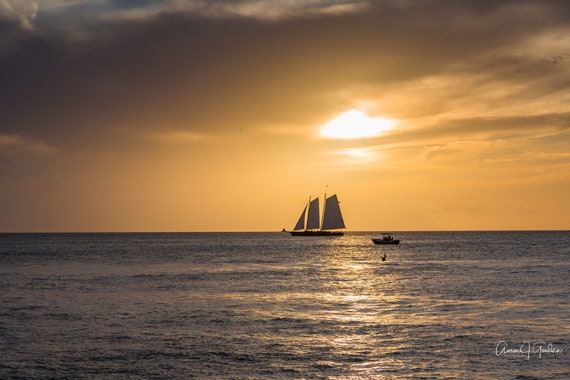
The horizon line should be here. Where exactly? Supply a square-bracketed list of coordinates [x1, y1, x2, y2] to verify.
[1, 229, 568, 234]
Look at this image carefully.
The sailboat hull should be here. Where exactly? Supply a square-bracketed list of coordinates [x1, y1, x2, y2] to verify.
[289, 230, 344, 236]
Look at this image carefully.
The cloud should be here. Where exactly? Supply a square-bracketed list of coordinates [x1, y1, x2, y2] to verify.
[0, 133, 57, 155]
[1, 0, 569, 153]
[3, 0, 369, 33]
[0, 0, 38, 29]
[142, 130, 212, 143]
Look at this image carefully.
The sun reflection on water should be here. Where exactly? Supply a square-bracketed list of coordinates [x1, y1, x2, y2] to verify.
[299, 239, 410, 376]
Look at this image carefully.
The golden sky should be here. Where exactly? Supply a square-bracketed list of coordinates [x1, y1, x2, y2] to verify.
[1, 0, 569, 232]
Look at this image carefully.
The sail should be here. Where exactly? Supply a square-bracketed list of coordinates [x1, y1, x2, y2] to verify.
[306, 197, 320, 229]
[293, 204, 307, 230]
[322, 194, 345, 230]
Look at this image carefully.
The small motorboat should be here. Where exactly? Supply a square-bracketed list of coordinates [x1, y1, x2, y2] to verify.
[372, 233, 400, 245]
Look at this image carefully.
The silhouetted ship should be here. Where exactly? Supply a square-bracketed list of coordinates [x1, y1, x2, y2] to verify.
[285, 193, 346, 236]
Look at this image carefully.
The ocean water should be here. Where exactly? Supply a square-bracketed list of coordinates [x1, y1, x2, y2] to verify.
[0, 231, 568, 379]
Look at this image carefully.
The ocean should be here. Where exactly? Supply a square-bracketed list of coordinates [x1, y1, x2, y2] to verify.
[0, 231, 568, 379]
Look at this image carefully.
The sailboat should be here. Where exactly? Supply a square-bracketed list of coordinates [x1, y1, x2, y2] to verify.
[286, 194, 346, 236]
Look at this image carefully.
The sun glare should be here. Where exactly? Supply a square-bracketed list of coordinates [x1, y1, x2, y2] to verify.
[320, 109, 395, 139]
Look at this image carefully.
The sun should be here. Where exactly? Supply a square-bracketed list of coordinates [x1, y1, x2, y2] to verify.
[320, 109, 395, 139]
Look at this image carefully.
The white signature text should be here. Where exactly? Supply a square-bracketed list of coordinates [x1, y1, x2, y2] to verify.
[496, 341, 563, 360]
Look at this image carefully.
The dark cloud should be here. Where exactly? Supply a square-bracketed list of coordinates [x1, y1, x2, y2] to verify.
[1, 0, 569, 150]
[402, 112, 570, 142]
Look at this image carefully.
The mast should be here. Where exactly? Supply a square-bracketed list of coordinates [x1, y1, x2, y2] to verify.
[306, 196, 311, 230]
[320, 186, 328, 231]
